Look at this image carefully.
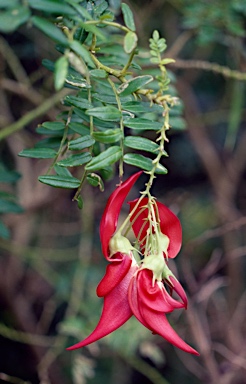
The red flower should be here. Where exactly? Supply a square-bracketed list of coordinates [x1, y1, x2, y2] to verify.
[67, 172, 199, 355]
[128, 269, 198, 355]
[67, 172, 142, 351]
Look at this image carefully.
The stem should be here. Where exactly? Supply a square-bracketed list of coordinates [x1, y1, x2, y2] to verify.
[85, 19, 130, 34]
[121, 49, 137, 75]
[117, 194, 146, 235]
[0, 322, 56, 347]
[107, 77, 125, 179]
[90, 52, 122, 77]
[72, 170, 87, 201]
[90, 33, 97, 52]
[123, 205, 148, 238]
[71, 52, 93, 201]
[46, 109, 72, 174]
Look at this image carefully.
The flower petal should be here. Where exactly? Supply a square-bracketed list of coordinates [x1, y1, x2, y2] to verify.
[128, 273, 150, 329]
[168, 276, 188, 309]
[129, 198, 182, 258]
[100, 171, 142, 259]
[67, 263, 137, 350]
[97, 253, 132, 297]
[137, 269, 175, 313]
[140, 304, 199, 355]
[161, 285, 185, 310]
[157, 201, 182, 258]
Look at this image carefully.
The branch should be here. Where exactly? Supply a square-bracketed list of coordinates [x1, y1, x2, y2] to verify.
[0, 88, 72, 141]
[171, 59, 246, 81]
[0, 322, 56, 347]
[1, 78, 58, 120]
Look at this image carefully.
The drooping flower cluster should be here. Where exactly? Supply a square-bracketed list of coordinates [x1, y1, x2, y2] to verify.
[67, 172, 199, 355]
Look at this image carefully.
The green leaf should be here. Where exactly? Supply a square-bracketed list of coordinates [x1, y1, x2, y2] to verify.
[73, 108, 117, 129]
[160, 58, 175, 65]
[122, 101, 163, 114]
[36, 127, 63, 136]
[0, 220, 10, 239]
[86, 106, 122, 121]
[0, 198, 23, 214]
[118, 75, 153, 96]
[68, 135, 95, 150]
[123, 153, 167, 174]
[93, 128, 122, 143]
[42, 121, 65, 130]
[85, 146, 122, 171]
[57, 152, 92, 167]
[99, 11, 114, 21]
[34, 137, 61, 149]
[153, 30, 160, 41]
[100, 165, 115, 180]
[93, 93, 132, 104]
[42, 58, 55, 72]
[121, 3, 135, 31]
[18, 148, 57, 159]
[79, 22, 106, 40]
[0, 5, 31, 33]
[54, 165, 73, 177]
[38, 175, 81, 189]
[124, 31, 138, 54]
[68, 122, 90, 135]
[69, 40, 95, 68]
[93, 0, 108, 16]
[28, 0, 75, 15]
[86, 173, 104, 191]
[65, 95, 93, 110]
[90, 69, 108, 78]
[124, 118, 163, 131]
[65, 72, 90, 88]
[66, 0, 93, 19]
[54, 56, 68, 90]
[31, 16, 68, 46]
[76, 195, 83, 209]
[124, 136, 163, 154]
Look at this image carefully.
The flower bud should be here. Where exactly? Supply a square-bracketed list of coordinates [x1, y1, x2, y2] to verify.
[142, 251, 166, 283]
[109, 233, 133, 257]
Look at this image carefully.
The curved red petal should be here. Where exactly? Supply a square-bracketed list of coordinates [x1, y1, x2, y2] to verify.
[128, 273, 150, 329]
[137, 269, 174, 313]
[168, 276, 188, 309]
[140, 304, 199, 355]
[100, 171, 142, 259]
[161, 285, 185, 310]
[97, 254, 132, 297]
[67, 264, 137, 350]
[129, 198, 182, 258]
[157, 201, 182, 258]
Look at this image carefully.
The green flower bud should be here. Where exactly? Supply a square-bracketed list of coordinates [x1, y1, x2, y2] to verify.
[142, 251, 166, 283]
[109, 232, 133, 256]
